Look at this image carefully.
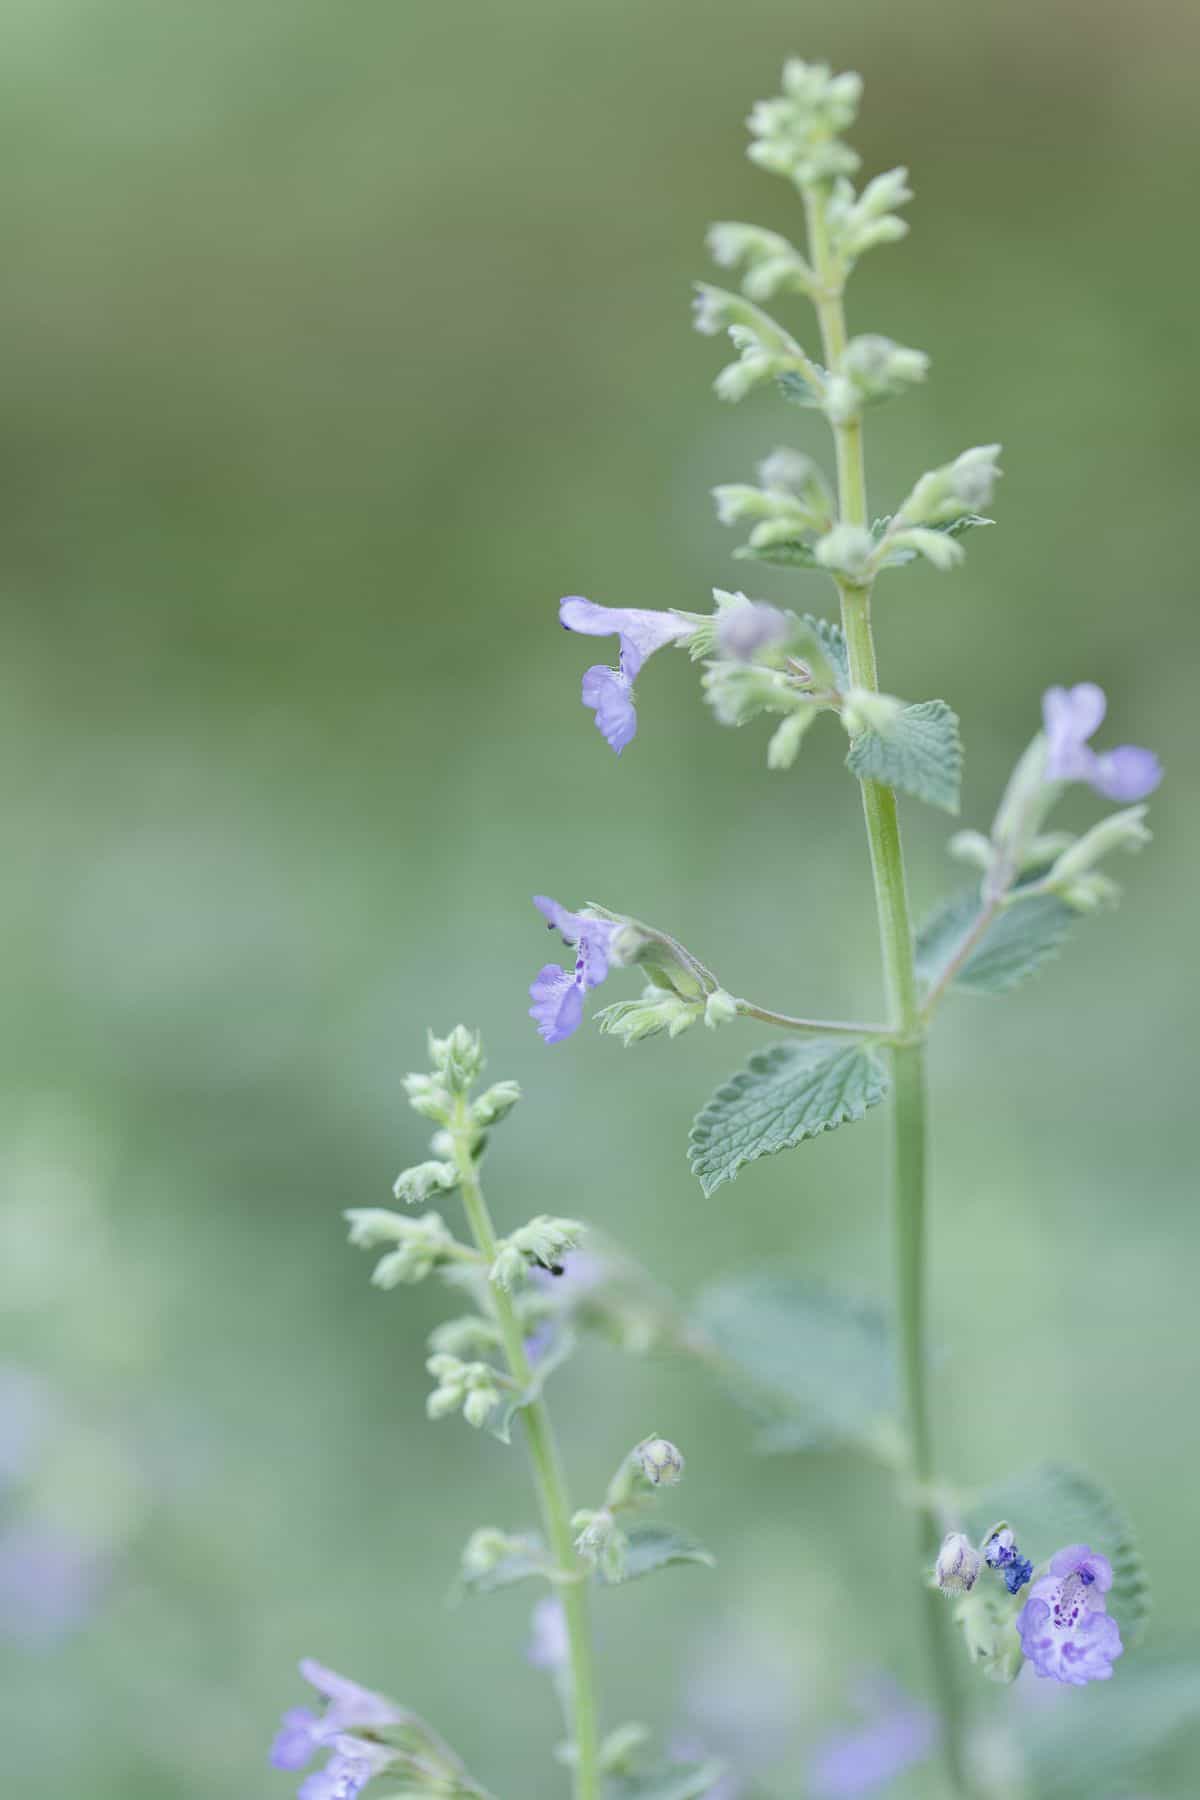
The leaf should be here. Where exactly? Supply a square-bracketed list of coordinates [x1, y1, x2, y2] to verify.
[688, 1038, 888, 1196]
[1021, 1656, 1200, 1799]
[605, 1761, 728, 1800]
[776, 368, 824, 407]
[690, 1273, 895, 1453]
[458, 1535, 550, 1597]
[802, 612, 850, 687]
[914, 888, 1078, 996]
[733, 540, 819, 568]
[845, 699, 962, 813]
[600, 1522, 716, 1586]
[964, 1463, 1150, 1647]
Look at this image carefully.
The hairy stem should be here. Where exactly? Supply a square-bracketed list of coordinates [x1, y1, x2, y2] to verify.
[452, 1105, 600, 1800]
[804, 186, 973, 1798]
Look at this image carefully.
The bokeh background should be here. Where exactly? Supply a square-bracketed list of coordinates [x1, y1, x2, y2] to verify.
[3, 0, 1198, 1794]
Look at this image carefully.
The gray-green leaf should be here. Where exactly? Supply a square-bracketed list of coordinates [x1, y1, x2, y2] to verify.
[458, 1535, 550, 1596]
[1021, 1656, 1200, 1799]
[690, 1273, 895, 1453]
[915, 888, 1077, 996]
[732, 540, 819, 568]
[688, 1039, 888, 1196]
[845, 699, 962, 813]
[776, 368, 824, 407]
[599, 1522, 716, 1586]
[965, 1462, 1149, 1647]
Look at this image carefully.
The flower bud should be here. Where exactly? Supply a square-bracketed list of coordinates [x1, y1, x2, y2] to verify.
[815, 524, 875, 581]
[472, 1080, 522, 1127]
[841, 686, 906, 738]
[901, 445, 1001, 527]
[1045, 805, 1151, 886]
[402, 1072, 451, 1123]
[490, 1245, 527, 1292]
[704, 989, 739, 1029]
[947, 830, 995, 873]
[936, 1532, 982, 1595]
[462, 1386, 499, 1430]
[636, 1436, 685, 1486]
[595, 987, 703, 1046]
[429, 1025, 484, 1096]
[343, 1208, 408, 1249]
[716, 599, 791, 663]
[392, 1160, 458, 1208]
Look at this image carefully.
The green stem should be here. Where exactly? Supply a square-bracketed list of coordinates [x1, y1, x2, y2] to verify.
[804, 185, 973, 1798]
[452, 1106, 601, 1800]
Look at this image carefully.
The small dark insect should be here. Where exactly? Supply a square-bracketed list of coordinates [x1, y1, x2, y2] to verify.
[532, 1256, 565, 1277]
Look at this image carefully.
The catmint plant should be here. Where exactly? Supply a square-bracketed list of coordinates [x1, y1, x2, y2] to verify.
[271, 57, 1173, 1800]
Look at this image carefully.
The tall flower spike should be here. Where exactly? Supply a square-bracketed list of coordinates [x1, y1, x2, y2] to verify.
[559, 596, 691, 753]
[1015, 1544, 1123, 1686]
[1042, 683, 1162, 803]
[528, 896, 619, 1044]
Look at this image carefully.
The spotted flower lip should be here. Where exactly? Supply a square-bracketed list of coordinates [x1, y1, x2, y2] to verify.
[560, 596, 691, 753]
[528, 897, 620, 1044]
[270, 1661, 405, 1780]
[1042, 683, 1162, 803]
[1015, 1543, 1123, 1686]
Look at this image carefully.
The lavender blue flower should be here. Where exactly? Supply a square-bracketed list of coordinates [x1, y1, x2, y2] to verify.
[1015, 1544, 1123, 1686]
[271, 1661, 405, 1791]
[528, 896, 619, 1044]
[526, 1596, 569, 1672]
[983, 1527, 1033, 1596]
[1042, 684, 1162, 802]
[559, 596, 690, 753]
[808, 1679, 938, 1799]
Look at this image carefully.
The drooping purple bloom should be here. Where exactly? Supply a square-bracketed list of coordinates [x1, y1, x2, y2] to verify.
[1042, 684, 1162, 802]
[808, 1680, 938, 1800]
[528, 896, 620, 1044]
[297, 1738, 395, 1800]
[1016, 1544, 1123, 1687]
[271, 1660, 405, 1785]
[560, 596, 690, 753]
[983, 1527, 1033, 1596]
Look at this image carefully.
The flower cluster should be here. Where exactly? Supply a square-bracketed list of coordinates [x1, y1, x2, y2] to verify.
[270, 1661, 404, 1800]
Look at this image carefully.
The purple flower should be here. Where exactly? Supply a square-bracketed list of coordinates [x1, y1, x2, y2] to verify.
[808, 1680, 938, 1800]
[983, 1527, 1033, 1596]
[1016, 1544, 1123, 1687]
[1042, 684, 1162, 802]
[526, 1596, 569, 1672]
[528, 896, 620, 1044]
[270, 1661, 405, 1789]
[560, 596, 690, 753]
[297, 1738, 395, 1800]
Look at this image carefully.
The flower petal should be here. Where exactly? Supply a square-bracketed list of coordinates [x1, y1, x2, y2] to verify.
[1088, 745, 1163, 803]
[529, 965, 584, 1044]
[580, 664, 638, 753]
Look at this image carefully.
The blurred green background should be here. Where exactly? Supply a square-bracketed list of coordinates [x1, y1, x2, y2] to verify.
[3, 0, 1198, 1794]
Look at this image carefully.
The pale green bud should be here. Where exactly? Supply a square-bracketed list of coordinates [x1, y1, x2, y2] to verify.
[936, 1531, 982, 1595]
[902, 445, 1002, 526]
[462, 1385, 500, 1430]
[990, 734, 1055, 859]
[573, 1508, 618, 1566]
[429, 1025, 484, 1095]
[636, 1436, 685, 1486]
[712, 483, 776, 526]
[403, 1072, 451, 1123]
[595, 987, 703, 1047]
[742, 252, 815, 302]
[706, 220, 792, 269]
[371, 1212, 455, 1286]
[426, 1385, 464, 1421]
[841, 687, 905, 737]
[1046, 806, 1151, 886]
[392, 1160, 458, 1207]
[702, 661, 801, 727]
[490, 1244, 527, 1292]
[952, 1583, 1025, 1684]
[757, 447, 833, 515]
[344, 1207, 408, 1249]
[947, 830, 995, 873]
[428, 1315, 500, 1357]
[886, 526, 965, 572]
[598, 1723, 653, 1776]
[842, 334, 929, 399]
[704, 989, 739, 1029]
[767, 708, 818, 769]
[472, 1080, 521, 1127]
[815, 523, 875, 580]
[460, 1527, 518, 1579]
[1056, 871, 1123, 913]
[828, 167, 913, 262]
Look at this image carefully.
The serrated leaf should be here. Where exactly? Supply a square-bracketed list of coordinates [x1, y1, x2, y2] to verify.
[732, 540, 819, 568]
[872, 512, 994, 567]
[776, 368, 824, 406]
[690, 1273, 895, 1453]
[965, 1463, 1150, 1647]
[1021, 1656, 1200, 1799]
[459, 1535, 550, 1596]
[802, 612, 850, 687]
[605, 1761, 728, 1800]
[845, 699, 962, 813]
[688, 1038, 888, 1196]
[600, 1522, 716, 1586]
[915, 888, 1078, 996]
